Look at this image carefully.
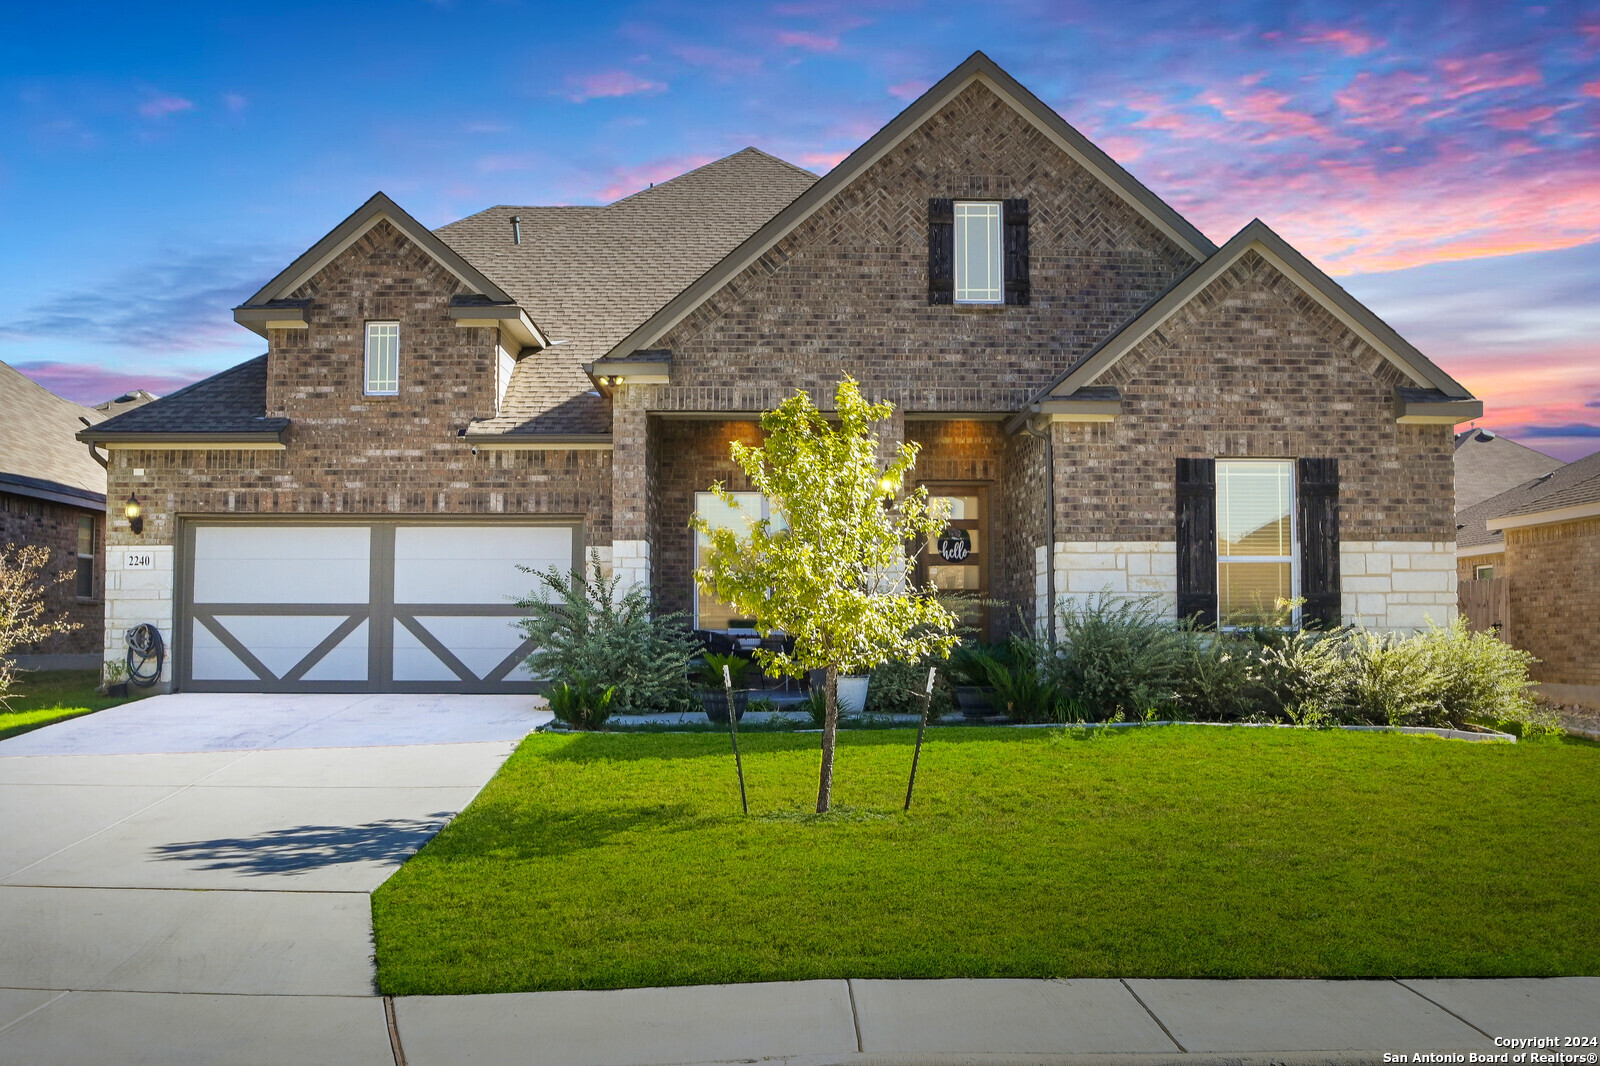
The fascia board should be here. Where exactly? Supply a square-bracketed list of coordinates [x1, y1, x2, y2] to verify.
[1455, 542, 1503, 559]
[1486, 500, 1600, 532]
[603, 51, 1213, 361]
[0, 477, 106, 511]
[76, 429, 287, 449]
[464, 435, 613, 451]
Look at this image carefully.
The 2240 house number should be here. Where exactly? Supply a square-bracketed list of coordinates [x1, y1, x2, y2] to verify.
[124, 552, 155, 570]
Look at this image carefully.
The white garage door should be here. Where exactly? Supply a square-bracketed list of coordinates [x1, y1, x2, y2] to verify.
[180, 520, 577, 693]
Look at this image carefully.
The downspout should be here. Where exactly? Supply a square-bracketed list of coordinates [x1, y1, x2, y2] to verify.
[1018, 417, 1056, 645]
[79, 417, 108, 469]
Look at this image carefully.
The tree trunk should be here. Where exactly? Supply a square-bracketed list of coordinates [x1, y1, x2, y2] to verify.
[816, 664, 839, 813]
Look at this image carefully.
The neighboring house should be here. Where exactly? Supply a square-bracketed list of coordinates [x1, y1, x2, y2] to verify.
[1453, 428, 1563, 512]
[1, 360, 110, 669]
[77, 52, 1480, 696]
[1455, 449, 1600, 708]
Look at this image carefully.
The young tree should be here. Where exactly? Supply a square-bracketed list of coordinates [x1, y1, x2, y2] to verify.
[1, 544, 83, 708]
[693, 378, 958, 812]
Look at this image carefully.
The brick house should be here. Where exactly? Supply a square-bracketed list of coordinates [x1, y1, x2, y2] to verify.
[77, 53, 1479, 695]
[1, 360, 108, 670]
[1456, 448, 1600, 709]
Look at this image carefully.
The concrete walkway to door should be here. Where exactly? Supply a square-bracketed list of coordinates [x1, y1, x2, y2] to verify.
[0, 692, 549, 1064]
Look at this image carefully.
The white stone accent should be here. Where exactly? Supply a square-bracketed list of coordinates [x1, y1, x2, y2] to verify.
[611, 539, 651, 601]
[1053, 541, 1179, 626]
[1034, 544, 1049, 634]
[1339, 540, 1457, 633]
[103, 543, 175, 691]
[584, 544, 613, 580]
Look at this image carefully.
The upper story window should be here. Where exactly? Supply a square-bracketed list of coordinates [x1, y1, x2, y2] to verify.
[954, 201, 1003, 304]
[1216, 459, 1297, 627]
[75, 515, 96, 599]
[365, 322, 399, 396]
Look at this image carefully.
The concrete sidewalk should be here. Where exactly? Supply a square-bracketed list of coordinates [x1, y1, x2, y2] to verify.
[1, 976, 1596, 1065]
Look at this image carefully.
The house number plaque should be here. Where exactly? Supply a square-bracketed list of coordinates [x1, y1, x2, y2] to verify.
[124, 552, 155, 570]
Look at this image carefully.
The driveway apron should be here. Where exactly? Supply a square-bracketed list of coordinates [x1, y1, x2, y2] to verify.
[0, 693, 546, 1065]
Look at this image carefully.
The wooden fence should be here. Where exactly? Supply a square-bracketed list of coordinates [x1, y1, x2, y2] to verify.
[1459, 577, 1510, 642]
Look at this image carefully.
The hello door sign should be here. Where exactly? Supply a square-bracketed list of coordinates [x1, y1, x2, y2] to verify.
[937, 528, 972, 561]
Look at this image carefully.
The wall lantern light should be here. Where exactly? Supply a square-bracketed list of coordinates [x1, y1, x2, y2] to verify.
[125, 493, 144, 536]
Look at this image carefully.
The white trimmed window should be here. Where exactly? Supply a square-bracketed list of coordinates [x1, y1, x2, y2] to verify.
[1475, 564, 1495, 580]
[364, 322, 399, 396]
[693, 491, 786, 631]
[75, 515, 96, 599]
[954, 201, 1003, 304]
[1216, 460, 1298, 627]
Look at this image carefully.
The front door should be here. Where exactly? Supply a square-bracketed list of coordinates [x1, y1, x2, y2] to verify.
[917, 484, 991, 642]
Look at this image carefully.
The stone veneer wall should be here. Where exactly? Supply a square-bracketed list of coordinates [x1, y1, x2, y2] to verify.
[1, 492, 102, 658]
[1339, 541, 1457, 631]
[1053, 541, 1178, 623]
[1504, 517, 1600, 689]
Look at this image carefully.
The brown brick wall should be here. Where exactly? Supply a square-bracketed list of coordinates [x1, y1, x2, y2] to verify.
[1001, 429, 1050, 634]
[646, 79, 1197, 413]
[1, 493, 102, 655]
[1054, 250, 1456, 543]
[1504, 517, 1600, 688]
[111, 219, 612, 560]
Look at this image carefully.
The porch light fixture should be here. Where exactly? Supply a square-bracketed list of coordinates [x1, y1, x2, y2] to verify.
[125, 493, 144, 536]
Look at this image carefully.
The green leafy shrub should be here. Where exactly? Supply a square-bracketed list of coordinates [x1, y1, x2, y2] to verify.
[865, 657, 954, 719]
[546, 678, 615, 730]
[799, 688, 829, 726]
[974, 636, 1063, 723]
[1412, 618, 1542, 728]
[694, 651, 755, 691]
[516, 554, 698, 714]
[1173, 630, 1266, 722]
[1049, 596, 1187, 720]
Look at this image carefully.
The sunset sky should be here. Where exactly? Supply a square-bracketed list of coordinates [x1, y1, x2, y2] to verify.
[1, 0, 1595, 459]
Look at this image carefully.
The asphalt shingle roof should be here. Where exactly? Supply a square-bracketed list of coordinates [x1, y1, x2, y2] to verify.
[437, 148, 817, 434]
[1456, 447, 1600, 550]
[90, 355, 287, 436]
[1452, 428, 1563, 512]
[0, 359, 106, 506]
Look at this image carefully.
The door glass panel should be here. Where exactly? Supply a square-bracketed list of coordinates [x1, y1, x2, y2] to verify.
[928, 564, 981, 590]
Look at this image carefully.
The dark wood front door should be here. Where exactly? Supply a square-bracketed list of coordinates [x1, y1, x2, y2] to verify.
[916, 484, 991, 643]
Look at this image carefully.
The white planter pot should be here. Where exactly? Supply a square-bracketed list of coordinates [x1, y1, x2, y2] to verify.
[835, 675, 871, 715]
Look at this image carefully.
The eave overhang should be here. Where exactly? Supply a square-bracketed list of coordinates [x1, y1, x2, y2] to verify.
[1455, 542, 1503, 559]
[462, 433, 613, 451]
[1486, 500, 1600, 533]
[1005, 388, 1122, 434]
[449, 299, 548, 351]
[583, 356, 671, 388]
[1395, 388, 1483, 425]
[74, 428, 288, 451]
[0, 474, 106, 512]
[233, 300, 310, 332]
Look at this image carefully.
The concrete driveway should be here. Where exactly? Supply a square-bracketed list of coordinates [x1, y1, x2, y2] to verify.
[0, 692, 548, 1064]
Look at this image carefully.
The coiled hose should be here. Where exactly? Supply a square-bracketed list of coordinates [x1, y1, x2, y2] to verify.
[126, 623, 165, 688]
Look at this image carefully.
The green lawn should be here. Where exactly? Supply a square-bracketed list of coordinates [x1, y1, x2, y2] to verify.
[371, 726, 1600, 995]
[0, 669, 144, 741]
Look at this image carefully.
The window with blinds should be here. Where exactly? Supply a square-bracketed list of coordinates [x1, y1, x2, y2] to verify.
[75, 515, 95, 599]
[365, 322, 399, 396]
[1216, 460, 1297, 627]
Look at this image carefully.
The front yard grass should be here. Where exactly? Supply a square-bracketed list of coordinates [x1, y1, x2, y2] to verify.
[0, 669, 143, 740]
[371, 726, 1600, 994]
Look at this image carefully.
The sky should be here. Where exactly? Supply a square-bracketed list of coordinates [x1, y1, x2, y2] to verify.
[1, 0, 1595, 460]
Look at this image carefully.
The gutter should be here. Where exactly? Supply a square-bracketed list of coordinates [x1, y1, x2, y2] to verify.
[74, 428, 289, 450]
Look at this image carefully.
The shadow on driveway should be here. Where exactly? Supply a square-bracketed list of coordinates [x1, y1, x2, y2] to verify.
[150, 814, 455, 875]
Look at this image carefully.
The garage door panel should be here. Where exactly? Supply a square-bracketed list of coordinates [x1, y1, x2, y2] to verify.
[393, 526, 570, 605]
[193, 526, 370, 605]
[184, 521, 570, 693]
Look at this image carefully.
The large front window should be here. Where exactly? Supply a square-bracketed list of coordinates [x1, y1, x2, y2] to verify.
[365, 322, 399, 395]
[694, 491, 785, 630]
[1216, 460, 1296, 627]
[954, 201, 1002, 304]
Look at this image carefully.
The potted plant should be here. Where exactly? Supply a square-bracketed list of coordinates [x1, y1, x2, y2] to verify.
[949, 643, 1001, 718]
[696, 651, 754, 722]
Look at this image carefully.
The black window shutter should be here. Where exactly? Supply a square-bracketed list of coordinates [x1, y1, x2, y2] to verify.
[1298, 457, 1341, 630]
[1176, 457, 1218, 627]
[928, 198, 953, 305]
[1003, 198, 1030, 306]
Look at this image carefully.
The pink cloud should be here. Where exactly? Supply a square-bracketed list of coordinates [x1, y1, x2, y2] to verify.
[671, 44, 761, 77]
[1484, 105, 1557, 130]
[138, 95, 194, 119]
[595, 154, 716, 202]
[1298, 27, 1383, 57]
[222, 93, 247, 113]
[564, 70, 667, 104]
[887, 79, 929, 101]
[1583, 80, 1600, 98]
[776, 30, 839, 52]
[798, 149, 849, 170]
[1437, 54, 1542, 99]
[1335, 70, 1435, 125]
[14, 361, 206, 407]
[1198, 86, 1355, 146]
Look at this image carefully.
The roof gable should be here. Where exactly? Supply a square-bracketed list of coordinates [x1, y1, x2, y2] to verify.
[233, 192, 527, 334]
[601, 51, 1216, 362]
[1041, 218, 1475, 401]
